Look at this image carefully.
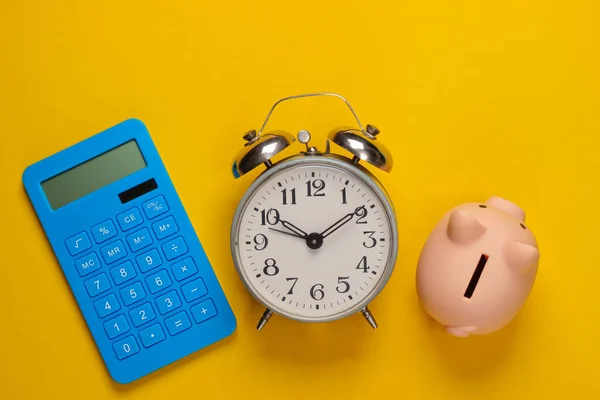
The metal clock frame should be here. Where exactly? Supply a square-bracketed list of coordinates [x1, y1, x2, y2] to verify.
[230, 152, 398, 329]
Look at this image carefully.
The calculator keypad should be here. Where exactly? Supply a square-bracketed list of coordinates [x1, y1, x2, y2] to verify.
[65, 195, 217, 362]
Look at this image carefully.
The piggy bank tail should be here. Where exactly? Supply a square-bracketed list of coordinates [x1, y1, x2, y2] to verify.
[446, 326, 477, 337]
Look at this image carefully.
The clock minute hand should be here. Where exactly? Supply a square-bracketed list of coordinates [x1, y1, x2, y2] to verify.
[321, 206, 365, 239]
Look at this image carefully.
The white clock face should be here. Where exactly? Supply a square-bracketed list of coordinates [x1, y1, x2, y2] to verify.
[232, 157, 396, 322]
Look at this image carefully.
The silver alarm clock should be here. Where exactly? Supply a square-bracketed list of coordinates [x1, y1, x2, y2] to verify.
[230, 93, 398, 330]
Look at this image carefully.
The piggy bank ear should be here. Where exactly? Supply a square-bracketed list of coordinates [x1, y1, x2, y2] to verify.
[503, 240, 540, 273]
[447, 209, 486, 244]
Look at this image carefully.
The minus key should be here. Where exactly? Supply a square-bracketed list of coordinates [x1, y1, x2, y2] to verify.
[181, 278, 208, 302]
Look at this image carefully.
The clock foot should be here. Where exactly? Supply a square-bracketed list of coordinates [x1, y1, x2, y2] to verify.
[361, 306, 378, 329]
[256, 308, 273, 330]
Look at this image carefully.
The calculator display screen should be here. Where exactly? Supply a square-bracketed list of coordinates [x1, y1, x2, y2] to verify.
[42, 140, 147, 209]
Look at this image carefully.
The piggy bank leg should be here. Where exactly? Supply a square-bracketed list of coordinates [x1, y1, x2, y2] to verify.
[446, 326, 477, 337]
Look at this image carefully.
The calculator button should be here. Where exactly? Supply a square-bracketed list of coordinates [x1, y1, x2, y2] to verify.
[165, 311, 192, 336]
[190, 298, 217, 324]
[143, 195, 169, 219]
[155, 290, 182, 315]
[116, 207, 143, 232]
[103, 315, 130, 339]
[145, 269, 172, 294]
[126, 228, 153, 252]
[119, 281, 146, 306]
[100, 240, 127, 264]
[171, 257, 198, 282]
[161, 236, 188, 261]
[139, 324, 166, 348]
[74, 252, 101, 277]
[66, 232, 91, 256]
[152, 216, 179, 240]
[181, 278, 208, 302]
[135, 249, 162, 273]
[110, 261, 137, 285]
[129, 302, 156, 327]
[91, 219, 117, 244]
[84, 273, 111, 297]
[113, 336, 140, 360]
[94, 294, 121, 318]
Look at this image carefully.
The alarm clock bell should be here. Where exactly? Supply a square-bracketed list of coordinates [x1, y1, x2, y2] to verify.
[231, 92, 394, 179]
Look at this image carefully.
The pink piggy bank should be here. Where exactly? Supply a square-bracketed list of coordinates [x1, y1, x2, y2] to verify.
[416, 196, 540, 337]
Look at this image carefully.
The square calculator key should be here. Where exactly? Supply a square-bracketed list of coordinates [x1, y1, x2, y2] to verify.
[165, 311, 192, 336]
[129, 302, 156, 327]
[91, 219, 117, 244]
[139, 324, 166, 348]
[126, 228, 153, 252]
[171, 257, 198, 281]
[181, 278, 208, 302]
[110, 261, 137, 285]
[94, 294, 121, 318]
[66, 232, 92, 256]
[145, 269, 172, 294]
[161, 236, 188, 261]
[155, 290, 182, 315]
[152, 216, 179, 240]
[84, 273, 111, 297]
[143, 195, 169, 219]
[117, 207, 143, 231]
[101, 240, 127, 264]
[104, 315, 130, 339]
[120, 281, 146, 306]
[136, 249, 162, 273]
[113, 336, 140, 360]
[191, 298, 217, 324]
[75, 252, 101, 277]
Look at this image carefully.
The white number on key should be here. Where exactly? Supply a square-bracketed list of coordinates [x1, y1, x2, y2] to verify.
[94, 280, 100, 290]
[140, 310, 146, 320]
[155, 277, 163, 286]
[123, 343, 131, 353]
[130, 289, 137, 299]
[165, 298, 173, 307]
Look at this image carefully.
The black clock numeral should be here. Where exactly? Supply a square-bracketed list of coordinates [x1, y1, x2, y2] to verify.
[306, 179, 325, 197]
[281, 188, 296, 205]
[340, 187, 347, 204]
[336, 276, 350, 293]
[356, 256, 370, 273]
[260, 208, 280, 225]
[362, 231, 376, 248]
[263, 258, 279, 276]
[310, 283, 325, 300]
[253, 234, 268, 251]
[286, 277, 298, 295]
[355, 207, 368, 224]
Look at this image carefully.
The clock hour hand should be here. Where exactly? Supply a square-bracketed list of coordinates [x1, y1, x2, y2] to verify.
[321, 206, 366, 239]
[268, 218, 308, 240]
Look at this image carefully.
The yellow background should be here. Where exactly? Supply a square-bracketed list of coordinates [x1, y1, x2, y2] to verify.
[1, 0, 599, 398]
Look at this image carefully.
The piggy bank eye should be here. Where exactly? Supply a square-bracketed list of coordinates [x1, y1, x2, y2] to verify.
[520, 223, 526, 230]
[478, 204, 487, 208]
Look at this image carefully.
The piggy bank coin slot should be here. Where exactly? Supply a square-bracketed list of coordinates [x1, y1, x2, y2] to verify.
[464, 254, 489, 299]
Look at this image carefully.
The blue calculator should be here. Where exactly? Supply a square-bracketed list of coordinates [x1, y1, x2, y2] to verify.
[22, 118, 236, 384]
